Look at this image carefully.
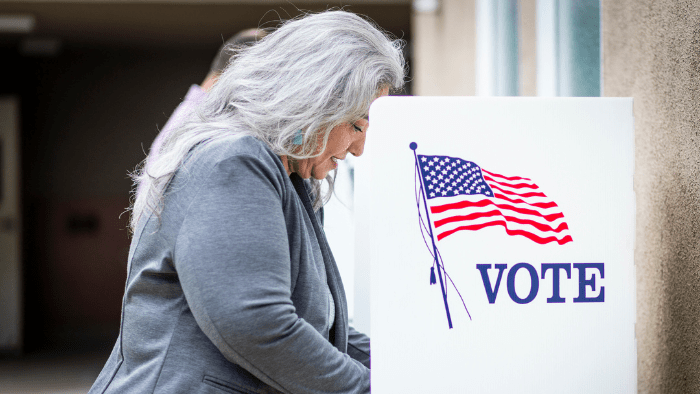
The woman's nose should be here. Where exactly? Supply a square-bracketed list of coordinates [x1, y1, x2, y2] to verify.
[348, 133, 366, 157]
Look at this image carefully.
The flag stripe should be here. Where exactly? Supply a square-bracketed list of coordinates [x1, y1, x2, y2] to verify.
[483, 175, 540, 190]
[430, 199, 565, 222]
[434, 210, 570, 233]
[488, 183, 547, 198]
[435, 215, 570, 241]
[494, 193, 559, 209]
[431, 205, 569, 234]
[436, 221, 573, 244]
[482, 169, 531, 182]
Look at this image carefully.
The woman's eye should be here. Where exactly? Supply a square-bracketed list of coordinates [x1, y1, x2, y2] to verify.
[352, 124, 363, 132]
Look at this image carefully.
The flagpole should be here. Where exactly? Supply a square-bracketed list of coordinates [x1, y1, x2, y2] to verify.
[411, 142, 453, 329]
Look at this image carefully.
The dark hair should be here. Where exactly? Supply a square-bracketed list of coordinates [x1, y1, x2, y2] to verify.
[209, 29, 266, 75]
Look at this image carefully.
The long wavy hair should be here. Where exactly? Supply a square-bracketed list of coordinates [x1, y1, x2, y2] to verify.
[129, 10, 406, 233]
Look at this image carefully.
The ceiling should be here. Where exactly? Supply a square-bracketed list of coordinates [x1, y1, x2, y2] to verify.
[0, 1, 412, 49]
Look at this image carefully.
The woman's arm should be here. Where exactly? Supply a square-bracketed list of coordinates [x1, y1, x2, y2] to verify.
[174, 153, 369, 394]
[347, 326, 371, 369]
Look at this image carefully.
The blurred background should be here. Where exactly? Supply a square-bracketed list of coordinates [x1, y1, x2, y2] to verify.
[1, 0, 699, 393]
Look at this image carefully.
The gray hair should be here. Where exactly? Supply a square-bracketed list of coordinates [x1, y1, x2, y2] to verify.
[129, 10, 406, 232]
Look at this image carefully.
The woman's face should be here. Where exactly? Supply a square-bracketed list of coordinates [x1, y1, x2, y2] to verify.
[294, 87, 389, 180]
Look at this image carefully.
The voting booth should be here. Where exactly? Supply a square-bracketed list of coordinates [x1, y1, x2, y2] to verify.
[355, 97, 635, 393]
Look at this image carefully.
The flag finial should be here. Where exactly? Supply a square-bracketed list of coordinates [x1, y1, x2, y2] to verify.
[410, 142, 417, 150]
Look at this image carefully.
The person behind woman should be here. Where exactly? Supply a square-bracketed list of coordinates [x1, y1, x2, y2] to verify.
[89, 10, 405, 394]
[141, 28, 266, 199]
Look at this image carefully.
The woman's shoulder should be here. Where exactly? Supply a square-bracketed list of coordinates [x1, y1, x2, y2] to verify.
[191, 135, 283, 174]
[176, 135, 289, 200]
[167, 134, 290, 211]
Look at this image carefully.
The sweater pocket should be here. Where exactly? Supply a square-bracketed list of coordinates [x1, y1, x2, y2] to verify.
[202, 375, 259, 394]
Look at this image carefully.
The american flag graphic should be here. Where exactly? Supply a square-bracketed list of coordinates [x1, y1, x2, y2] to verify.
[417, 154, 573, 245]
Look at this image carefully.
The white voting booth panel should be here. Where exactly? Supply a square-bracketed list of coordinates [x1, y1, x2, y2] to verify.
[356, 97, 635, 393]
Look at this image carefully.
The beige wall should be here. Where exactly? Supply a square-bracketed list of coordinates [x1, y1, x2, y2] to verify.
[518, 0, 536, 96]
[412, 0, 476, 96]
[412, 0, 536, 97]
[603, 1, 700, 393]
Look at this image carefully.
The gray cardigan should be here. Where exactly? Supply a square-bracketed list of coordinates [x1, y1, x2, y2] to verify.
[89, 136, 371, 394]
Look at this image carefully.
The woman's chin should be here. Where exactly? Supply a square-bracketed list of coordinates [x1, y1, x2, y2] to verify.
[311, 172, 328, 180]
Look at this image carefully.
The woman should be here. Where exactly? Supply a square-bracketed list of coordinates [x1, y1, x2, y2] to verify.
[89, 10, 405, 394]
